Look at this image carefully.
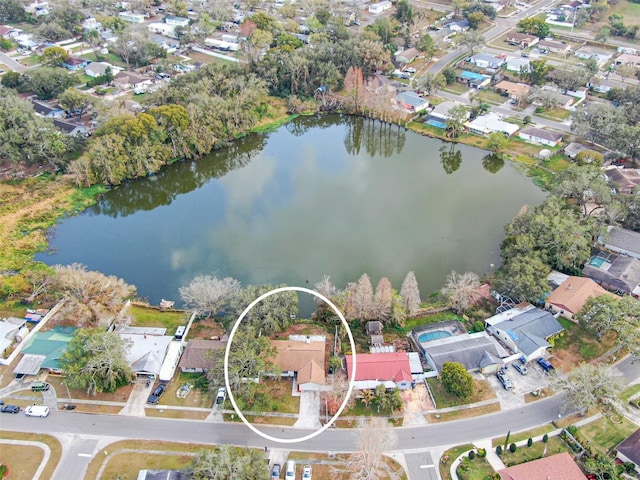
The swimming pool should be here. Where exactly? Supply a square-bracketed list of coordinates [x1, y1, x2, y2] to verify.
[427, 119, 447, 129]
[589, 257, 606, 268]
[418, 330, 452, 343]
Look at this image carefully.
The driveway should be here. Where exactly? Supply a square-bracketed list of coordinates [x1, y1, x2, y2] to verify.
[484, 362, 550, 410]
[118, 380, 152, 416]
[294, 390, 321, 429]
[401, 384, 432, 426]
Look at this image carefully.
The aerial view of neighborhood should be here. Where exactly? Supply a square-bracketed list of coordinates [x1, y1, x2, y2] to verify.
[1, 0, 640, 478]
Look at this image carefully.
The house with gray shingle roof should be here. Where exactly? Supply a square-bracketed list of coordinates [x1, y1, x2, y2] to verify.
[617, 429, 640, 470]
[604, 226, 640, 259]
[518, 126, 563, 147]
[485, 304, 564, 361]
[421, 332, 505, 374]
[583, 254, 640, 296]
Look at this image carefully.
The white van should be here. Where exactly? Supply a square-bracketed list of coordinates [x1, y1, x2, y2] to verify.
[285, 460, 295, 479]
[25, 405, 49, 417]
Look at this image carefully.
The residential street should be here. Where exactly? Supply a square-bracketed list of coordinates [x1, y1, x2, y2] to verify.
[0, 51, 28, 73]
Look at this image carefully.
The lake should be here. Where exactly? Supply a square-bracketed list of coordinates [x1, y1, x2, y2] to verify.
[38, 115, 546, 308]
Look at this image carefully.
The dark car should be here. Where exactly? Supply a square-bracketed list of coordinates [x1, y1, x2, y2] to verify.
[496, 370, 513, 390]
[270, 463, 281, 479]
[146, 383, 167, 405]
[1, 405, 21, 414]
[537, 357, 554, 372]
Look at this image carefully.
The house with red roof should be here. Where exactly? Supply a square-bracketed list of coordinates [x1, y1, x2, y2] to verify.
[498, 452, 587, 480]
[345, 352, 413, 390]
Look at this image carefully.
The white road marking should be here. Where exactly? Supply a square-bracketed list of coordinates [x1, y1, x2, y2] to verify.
[419, 464, 435, 469]
[77, 453, 92, 457]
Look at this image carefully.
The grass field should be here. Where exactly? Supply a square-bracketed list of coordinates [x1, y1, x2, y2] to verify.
[427, 378, 496, 408]
[552, 317, 617, 371]
[579, 415, 638, 455]
[440, 444, 475, 480]
[427, 402, 501, 422]
[500, 436, 568, 467]
[129, 304, 189, 332]
[0, 430, 62, 480]
[492, 424, 556, 447]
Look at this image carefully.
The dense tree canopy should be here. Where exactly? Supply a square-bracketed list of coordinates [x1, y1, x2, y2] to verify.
[189, 446, 268, 480]
[228, 284, 298, 335]
[441, 362, 474, 397]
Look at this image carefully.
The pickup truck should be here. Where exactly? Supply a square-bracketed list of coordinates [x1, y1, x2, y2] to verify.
[537, 357, 554, 372]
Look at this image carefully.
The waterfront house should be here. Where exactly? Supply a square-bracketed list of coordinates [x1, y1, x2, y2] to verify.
[545, 276, 614, 320]
[518, 126, 563, 147]
[345, 352, 413, 390]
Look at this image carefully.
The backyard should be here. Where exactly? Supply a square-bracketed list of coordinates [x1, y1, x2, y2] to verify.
[128, 304, 189, 333]
[552, 317, 618, 371]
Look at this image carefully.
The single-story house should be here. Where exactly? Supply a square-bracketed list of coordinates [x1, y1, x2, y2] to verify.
[394, 91, 430, 112]
[164, 15, 189, 27]
[32, 100, 65, 118]
[506, 31, 539, 48]
[469, 53, 504, 69]
[422, 332, 504, 374]
[0, 317, 27, 356]
[13, 326, 76, 375]
[52, 119, 89, 136]
[564, 142, 598, 159]
[178, 339, 227, 374]
[114, 71, 153, 90]
[0, 25, 23, 39]
[270, 336, 326, 391]
[14, 33, 38, 50]
[518, 126, 563, 147]
[486, 304, 564, 361]
[613, 52, 640, 67]
[574, 45, 613, 65]
[583, 254, 640, 296]
[119, 11, 146, 23]
[538, 89, 574, 109]
[369, 0, 393, 14]
[457, 70, 491, 89]
[589, 77, 620, 94]
[424, 101, 469, 128]
[444, 19, 470, 32]
[494, 80, 530, 100]
[505, 57, 530, 73]
[345, 352, 413, 390]
[85, 62, 119, 78]
[605, 166, 640, 194]
[604, 225, 640, 260]
[537, 39, 571, 55]
[119, 330, 173, 379]
[466, 112, 520, 136]
[394, 47, 420, 64]
[545, 276, 615, 320]
[499, 453, 587, 480]
[63, 56, 90, 71]
[616, 429, 640, 470]
[148, 22, 176, 37]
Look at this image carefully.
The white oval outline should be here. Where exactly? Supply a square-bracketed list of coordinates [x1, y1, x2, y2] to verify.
[223, 286, 356, 443]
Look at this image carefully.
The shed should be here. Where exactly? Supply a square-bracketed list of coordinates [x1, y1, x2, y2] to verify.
[365, 321, 383, 335]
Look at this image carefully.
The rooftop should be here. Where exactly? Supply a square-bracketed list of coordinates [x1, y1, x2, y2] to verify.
[345, 352, 412, 382]
[546, 276, 614, 315]
[499, 452, 587, 480]
[519, 126, 563, 142]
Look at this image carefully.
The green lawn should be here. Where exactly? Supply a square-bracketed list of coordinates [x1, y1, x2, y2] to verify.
[553, 317, 617, 365]
[396, 312, 464, 334]
[440, 444, 475, 480]
[442, 82, 470, 95]
[20, 54, 41, 66]
[500, 436, 568, 467]
[129, 304, 189, 332]
[456, 455, 495, 480]
[537, 107, 572, 121]
[475, 89, 506, 105]
[427, 378, 496, 408]
[579, 416, 638, 455]
[621, 384, 640, 402]
[540, 154, 570, 173]
[492, 424, 555, 447]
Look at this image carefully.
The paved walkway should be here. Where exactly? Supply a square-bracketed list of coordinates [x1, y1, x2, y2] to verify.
[0, 439, 51, 480]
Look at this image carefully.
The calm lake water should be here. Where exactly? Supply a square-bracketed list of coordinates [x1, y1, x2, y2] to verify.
[38, 115, 546, 307]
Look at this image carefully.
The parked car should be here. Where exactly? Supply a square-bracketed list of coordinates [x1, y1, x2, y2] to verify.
[537, 357, 554, 372]
[25, 405, 50, 417]
[31, 381, 50, 392]
[270, 463, 281, 479]
[496, 370, 513, 390]
[513, 362, 528, 375]
[285, 460, 296, 479]
[1, 405, 20, 414]
[215, 387, 226, 406]
[403, 67, 416, 74]
[302, 464, 312, 479]
[146, 383, 167, 405]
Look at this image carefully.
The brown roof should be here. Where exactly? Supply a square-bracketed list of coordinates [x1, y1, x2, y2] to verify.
[499, 453, 587, 480]
[546, 276, 614, 315]
[617, 428, 640, 465]
[605, 168, 640, 195]
[178, 339, 227, 370]
[114, 70, 149, 86]
[270, 339, 325, 385]
[494, 80, 530, 97]
[507, 32, 536, 41]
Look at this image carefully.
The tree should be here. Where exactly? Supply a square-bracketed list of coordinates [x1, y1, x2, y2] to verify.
[525, 59, 550, 86]
[59, 328, 132, 395]
[53, 263, 136, 327]
[59, 89, 95, 116]
[446, 104, 468, 139]
[552, 163, 612, 216]
[40, 46, 70, 67]
[414, 72, 444, 95]
[617, 64, 637, 84]
[583, 454, 621, 480]
[0, 0, 27, 23]
[441, 362, 473, 397]
[322, 371, 356, 415]
[189, 446, 268, 480]
[486, 132, 509, 153]
[417, 33, 435, 59]
[395, 0, 413, 24]
[442, 67, 456, 85]
[390, 290, 407, 327]
[595, 26, 610, 43]
[335, 417, 400, 480]
[229, 284, 298, 335]
[441, 271, 480, 314]
[463, 2, 497, 20]
[551, 363, 625, 414]
[116, 29, 166, 67]
[24, 67, 75, 100]
[179, 275, 241, 318]
[493, 253, 550, 302]
[457, 30, 484, 55]
[466, 11, 486, 29]
[400, 271, 420, 317]
[373, 277, 393, 322]
[575, 295, 640, 349]
[353, 273, 375, 320]
[517, 17, 550, 38]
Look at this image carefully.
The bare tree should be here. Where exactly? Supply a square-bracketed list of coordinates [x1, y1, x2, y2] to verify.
[179, 275, 241, 318]
[353, 273, 375, 320]
[441, 271, 480, 314]
[24, 264, 55, 303]
[53, 263, 136, 327]
[550, 363, 625, 415]
[321, 371, 356, 417]
[400, 271, 420, 317]
[373, 277, 393, 322]
[334, 417, 400, 480]
[314, 274, 339, 300]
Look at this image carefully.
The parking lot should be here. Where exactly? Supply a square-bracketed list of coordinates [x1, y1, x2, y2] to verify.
[483, 361, 551, 410]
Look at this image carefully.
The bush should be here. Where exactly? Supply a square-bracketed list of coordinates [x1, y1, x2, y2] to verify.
[523, 115, 531, 124]
[468, 450, 476, 460]
[194, 375, 208, 392]
[477, 448, 487, 458]
[509, 443, 517, 453]
[496, 445, 502, 455]
[566, 425, 578, 435]
[527, 438, 533, 448]
[542, 433, 549, 443]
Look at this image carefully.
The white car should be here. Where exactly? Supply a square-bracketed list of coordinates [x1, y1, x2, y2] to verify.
[215, 387, 226, 406]
[302, 465, 312, 479]
[25, 405, 50, 417]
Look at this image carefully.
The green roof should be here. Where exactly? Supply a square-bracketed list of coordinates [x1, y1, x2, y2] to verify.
[22, 326, 76, 369]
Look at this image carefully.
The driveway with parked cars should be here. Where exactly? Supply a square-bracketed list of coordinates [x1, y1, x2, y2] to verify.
[484, 361, 551, 410]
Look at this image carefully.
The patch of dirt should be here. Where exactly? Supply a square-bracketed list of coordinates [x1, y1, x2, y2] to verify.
[550, 348, 582, 373]
[188, 317, 224, 339]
